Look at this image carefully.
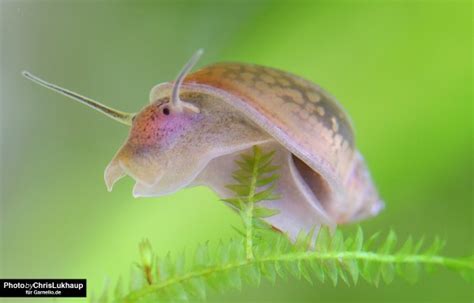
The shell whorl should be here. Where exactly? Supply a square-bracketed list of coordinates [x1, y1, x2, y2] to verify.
[146, 62, 382, 223]
[183, 63, 356, 190]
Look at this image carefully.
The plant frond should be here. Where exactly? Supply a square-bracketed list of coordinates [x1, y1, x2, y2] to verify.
[92, 146, 474, 302]
[93, 228, 474, 303]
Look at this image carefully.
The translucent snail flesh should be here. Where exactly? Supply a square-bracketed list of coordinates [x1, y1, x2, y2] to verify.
[23, 50, 383, 239]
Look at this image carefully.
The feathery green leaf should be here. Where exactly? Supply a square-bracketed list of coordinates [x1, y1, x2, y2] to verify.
[93, 147, 474, 303]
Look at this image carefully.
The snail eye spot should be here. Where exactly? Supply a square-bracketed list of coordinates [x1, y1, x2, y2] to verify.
[162, 107, 170, 116]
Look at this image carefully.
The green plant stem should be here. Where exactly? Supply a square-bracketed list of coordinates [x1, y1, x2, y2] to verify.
[121, 250, 473, 302]
[244, 205, 254, 260]
[244, 149, 260, 261]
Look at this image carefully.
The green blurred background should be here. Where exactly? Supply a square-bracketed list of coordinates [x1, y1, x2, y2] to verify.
[1, 0, 472, 302]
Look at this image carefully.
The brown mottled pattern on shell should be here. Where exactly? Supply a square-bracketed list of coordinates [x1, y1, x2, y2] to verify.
[184, 63, 356, 184]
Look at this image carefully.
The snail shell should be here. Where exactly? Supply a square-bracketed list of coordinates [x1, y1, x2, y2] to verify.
[105, 63, 383, 238]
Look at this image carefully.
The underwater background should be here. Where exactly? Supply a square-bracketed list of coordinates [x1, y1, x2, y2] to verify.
[1, 0, 472, 302]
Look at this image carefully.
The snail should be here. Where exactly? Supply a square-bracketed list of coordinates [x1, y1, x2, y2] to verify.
[23, 49, 383, 238]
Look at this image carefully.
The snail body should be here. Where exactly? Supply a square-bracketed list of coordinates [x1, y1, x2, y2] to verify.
[24, 50, 383, 238]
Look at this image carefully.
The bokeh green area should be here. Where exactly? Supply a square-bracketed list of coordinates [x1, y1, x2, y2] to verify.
[0, 1, 472, 302]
